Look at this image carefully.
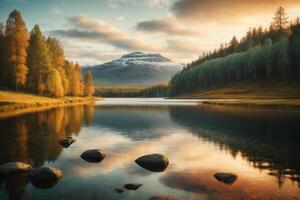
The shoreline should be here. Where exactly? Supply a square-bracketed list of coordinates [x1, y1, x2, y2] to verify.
[200, 99, 300, 108]
[0, 90, 102, 119]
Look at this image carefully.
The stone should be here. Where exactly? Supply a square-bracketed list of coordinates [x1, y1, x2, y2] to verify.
[123, 183, 143, 190]
[29, 167, 63, 189]
[115, 188, 124, 193]
[0, 162, 32, 175]
[80, 149, 106, 163]
[135, 154, 169, 172]
[214, 173, 238, 185]
[59, 136, 75, 148]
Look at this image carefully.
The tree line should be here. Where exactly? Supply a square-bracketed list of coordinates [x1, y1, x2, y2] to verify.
[94, 84, 169, 97]
[0, 10, 95, 97]
[170, 7, 300, 96]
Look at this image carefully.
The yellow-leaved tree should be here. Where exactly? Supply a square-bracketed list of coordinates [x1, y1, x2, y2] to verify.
[47, 69, 64, 97]
[84, 71, 95, 97]
[46, 37, 68, 95]
[5, 10, 29, 90]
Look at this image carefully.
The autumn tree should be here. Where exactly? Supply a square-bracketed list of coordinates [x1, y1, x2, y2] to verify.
[27, 25, 52, 94]
[84, 71, 95, 97]
[47, 69, 64, 97]
[46, 37, 68, 94]
[71, 63, 84, 96]
[64, 60, 74, 95]
[5, 10, 29, 90]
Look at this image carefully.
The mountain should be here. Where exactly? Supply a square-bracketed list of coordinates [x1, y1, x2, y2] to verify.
[82, 52, 183, 86]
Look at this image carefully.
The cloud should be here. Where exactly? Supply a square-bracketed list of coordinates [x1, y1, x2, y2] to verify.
[171, 0, 300, 23]
[166, 39, 202, 53]
[105, 0, 172, 8]
[51, 16, 158, 51]
[52, 6, 62, 14]
[117, 16, 124, 21]
[136, 16, 200, 36]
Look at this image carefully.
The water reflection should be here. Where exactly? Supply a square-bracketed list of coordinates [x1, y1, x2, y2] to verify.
[0, 100, 300, 200]
[169, 105, 300, 187]
[0, 105, 94, 200]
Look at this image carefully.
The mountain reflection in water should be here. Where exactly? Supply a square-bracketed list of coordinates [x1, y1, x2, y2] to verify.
[0, 100, 300, 200]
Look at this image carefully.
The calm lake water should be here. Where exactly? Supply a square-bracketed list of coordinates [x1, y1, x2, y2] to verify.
[1, 98, 300, 200]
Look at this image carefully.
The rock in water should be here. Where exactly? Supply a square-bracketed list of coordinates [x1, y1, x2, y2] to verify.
[0, 162, 32, 175]
[80, 149, 106, 163]
[29, 167, 63, 189]
[214, 173, 238, 185]
[115, 188, 124, 193]
[135, 154, 169, 172]
[149, 196, 182, 200]
[123, 183, 143, 190]
[59, 136, 75, 148]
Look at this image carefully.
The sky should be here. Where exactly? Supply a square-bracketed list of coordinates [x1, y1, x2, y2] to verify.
[1, 0, 300, 66]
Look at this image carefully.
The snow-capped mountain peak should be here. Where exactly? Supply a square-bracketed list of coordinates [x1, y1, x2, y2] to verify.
[83, 52, 183, 86]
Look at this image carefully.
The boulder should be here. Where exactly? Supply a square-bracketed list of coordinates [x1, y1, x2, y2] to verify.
[0, 162, 32, 175]
[59, 136, 75, 148]
[80, 149, 106, 163]
[135, 154, 169, 172]
[115, 188, 124, 193]
[123, 183, 143, 190]
[214, 173, 238, 185]
[29, 167, 63, 189]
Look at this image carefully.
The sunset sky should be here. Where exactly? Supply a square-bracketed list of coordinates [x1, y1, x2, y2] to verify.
[1, 0, 300, 65]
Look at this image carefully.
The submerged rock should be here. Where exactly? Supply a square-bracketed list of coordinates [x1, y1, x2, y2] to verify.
[115, 188, 124, 193]
[135, 154, 169, 172]
[80, 149, 106, 163]
[149, 196, 182, 200]
[29, 167, 63, 189]
[214, 173, 238, 185]
[123, 183, 143, 190]
[59, 136, 75, 148]
[0, 162, 32, 175]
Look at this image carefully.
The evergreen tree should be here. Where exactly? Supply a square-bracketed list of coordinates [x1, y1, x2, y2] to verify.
[84, 71, 95, 97]
[5, 10, 29, 90]
[0, 23, 6, 87]
[47, 69, 64, 97]
[46, 37, 68, 94]
[27, 24, 52, 94]
[271, 6, 289, 32]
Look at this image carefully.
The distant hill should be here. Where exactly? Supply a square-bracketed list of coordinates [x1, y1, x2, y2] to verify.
[82, 52, 183, 86]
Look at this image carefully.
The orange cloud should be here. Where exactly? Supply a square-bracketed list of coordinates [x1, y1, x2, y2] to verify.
[172, 0, 300, 23]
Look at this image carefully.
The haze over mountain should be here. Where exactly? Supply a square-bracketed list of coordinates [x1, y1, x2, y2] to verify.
[83, 52, 183, 86]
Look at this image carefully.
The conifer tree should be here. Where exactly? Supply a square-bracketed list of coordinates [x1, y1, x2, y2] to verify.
[27, 25, 52, 94]
[47, 69, 64, 97]
[272, 7, 289, 32]
[84, 71, 95, 97]
[0, 23, 6, 87]
[5, 10, 29, 90]
[46, 37, 68, 94]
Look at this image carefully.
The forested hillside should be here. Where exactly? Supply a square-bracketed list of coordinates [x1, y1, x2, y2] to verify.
[170, 7, 300, 96]
[0, 10, 95, 97]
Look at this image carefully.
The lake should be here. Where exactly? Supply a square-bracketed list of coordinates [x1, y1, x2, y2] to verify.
[0, 98, 300, 200]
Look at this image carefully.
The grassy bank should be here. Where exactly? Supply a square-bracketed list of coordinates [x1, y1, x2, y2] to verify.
[175, 81, 300, 107]
[0, 90, 99, 118]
